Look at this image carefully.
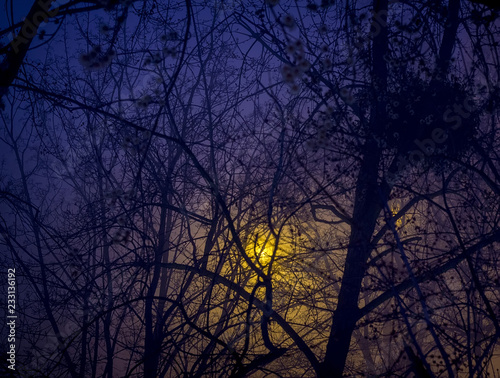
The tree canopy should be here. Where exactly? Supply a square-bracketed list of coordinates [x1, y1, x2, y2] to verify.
[1, 0, 500, 377]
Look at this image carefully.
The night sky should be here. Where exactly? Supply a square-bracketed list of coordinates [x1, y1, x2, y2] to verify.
[1, 0, 500, 377]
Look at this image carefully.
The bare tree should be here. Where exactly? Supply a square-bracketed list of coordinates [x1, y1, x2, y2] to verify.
[1, 0, 500, 377]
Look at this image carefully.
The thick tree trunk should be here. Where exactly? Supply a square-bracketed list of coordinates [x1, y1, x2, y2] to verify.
[0, 0, 58, 102]
[321, 1, 389, 374]
[320, 141, 383, 377]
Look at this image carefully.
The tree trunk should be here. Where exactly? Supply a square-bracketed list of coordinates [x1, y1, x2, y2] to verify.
[321, 1, 389, 374]
[320, 140, 384, 376]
